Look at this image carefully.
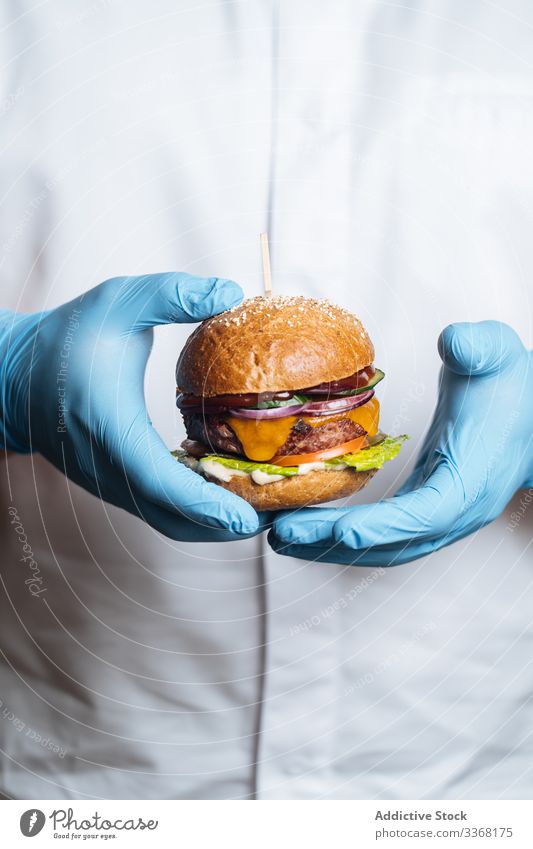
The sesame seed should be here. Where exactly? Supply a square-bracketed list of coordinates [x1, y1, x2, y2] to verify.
[207, 294, 361, 331]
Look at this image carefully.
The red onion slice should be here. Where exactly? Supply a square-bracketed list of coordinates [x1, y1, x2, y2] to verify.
[227, 404, 306, 420]
[301, 389, 374, 416]
[181, 393, 374, 420]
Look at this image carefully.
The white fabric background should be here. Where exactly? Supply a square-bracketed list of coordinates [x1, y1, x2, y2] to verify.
[0, 0, 532, 799]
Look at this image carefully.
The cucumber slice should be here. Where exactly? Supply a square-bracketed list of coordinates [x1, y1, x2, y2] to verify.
[260, 368, 386, 404]
[335, 367, 385, 396]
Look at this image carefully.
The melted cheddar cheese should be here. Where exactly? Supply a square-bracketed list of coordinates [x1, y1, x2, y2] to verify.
[227, 397, 380, 461]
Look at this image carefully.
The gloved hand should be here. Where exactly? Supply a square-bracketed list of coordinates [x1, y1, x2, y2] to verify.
[0, 273, 263, 541]
[269, 321, 533, 566]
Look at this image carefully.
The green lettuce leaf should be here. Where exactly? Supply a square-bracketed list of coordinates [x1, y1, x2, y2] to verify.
[200, 456, 299, 476]
[326, 435, 408, 470]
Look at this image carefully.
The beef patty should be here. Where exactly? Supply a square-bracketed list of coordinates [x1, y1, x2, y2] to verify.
[183, 412, 366, 459]
[183, 413, 244, 456]
[275, 417, 365, 456]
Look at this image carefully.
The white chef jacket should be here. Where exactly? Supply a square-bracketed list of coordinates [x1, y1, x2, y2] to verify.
[1, 1, 532, 800]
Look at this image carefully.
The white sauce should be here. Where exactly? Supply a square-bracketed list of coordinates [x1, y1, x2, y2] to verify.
[296, 462, 326, 474]
[297, 461, 347, 474]
[188, 457, 348, 485]
[199, 459, 248, 482]
[251, 469, 285, 485]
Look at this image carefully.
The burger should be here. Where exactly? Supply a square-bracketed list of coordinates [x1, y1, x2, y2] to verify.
[173, 295, 405, 510]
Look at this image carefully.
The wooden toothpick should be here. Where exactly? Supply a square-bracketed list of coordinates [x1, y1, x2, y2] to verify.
[260, 232, 273, 297]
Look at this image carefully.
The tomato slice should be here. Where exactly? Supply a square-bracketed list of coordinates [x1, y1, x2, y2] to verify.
[271, 435, 368, 466]
[302, 366, 375, 394]
[176, 390, 294, 410]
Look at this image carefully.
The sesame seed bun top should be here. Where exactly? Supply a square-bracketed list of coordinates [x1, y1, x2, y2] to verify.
[176, 294, 374, 396]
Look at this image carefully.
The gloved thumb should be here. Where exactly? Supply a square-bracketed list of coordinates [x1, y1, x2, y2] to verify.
[100, 272, 243, 331]
[438, 320, 524, 377]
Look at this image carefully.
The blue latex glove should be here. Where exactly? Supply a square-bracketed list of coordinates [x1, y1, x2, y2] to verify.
[0, 273, 263, 541]
[270, 321, 533, 566]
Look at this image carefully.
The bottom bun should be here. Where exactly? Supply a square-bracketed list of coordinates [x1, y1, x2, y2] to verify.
[205, 468, 376, 511]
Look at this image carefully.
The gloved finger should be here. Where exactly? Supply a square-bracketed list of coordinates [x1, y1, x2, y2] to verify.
[332, 461, 464, 549]
[271, 462, 462, 549]
[115, 489, 273, 542]
[100, 273, 243, 331]
[268, 530, 440, 566]
[268, 530, 353, 564]
[64, 440, 269, 540]
[272, 507, 352, 545]
[113, 412, 260, 534]
[438, 320, 524, 377]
